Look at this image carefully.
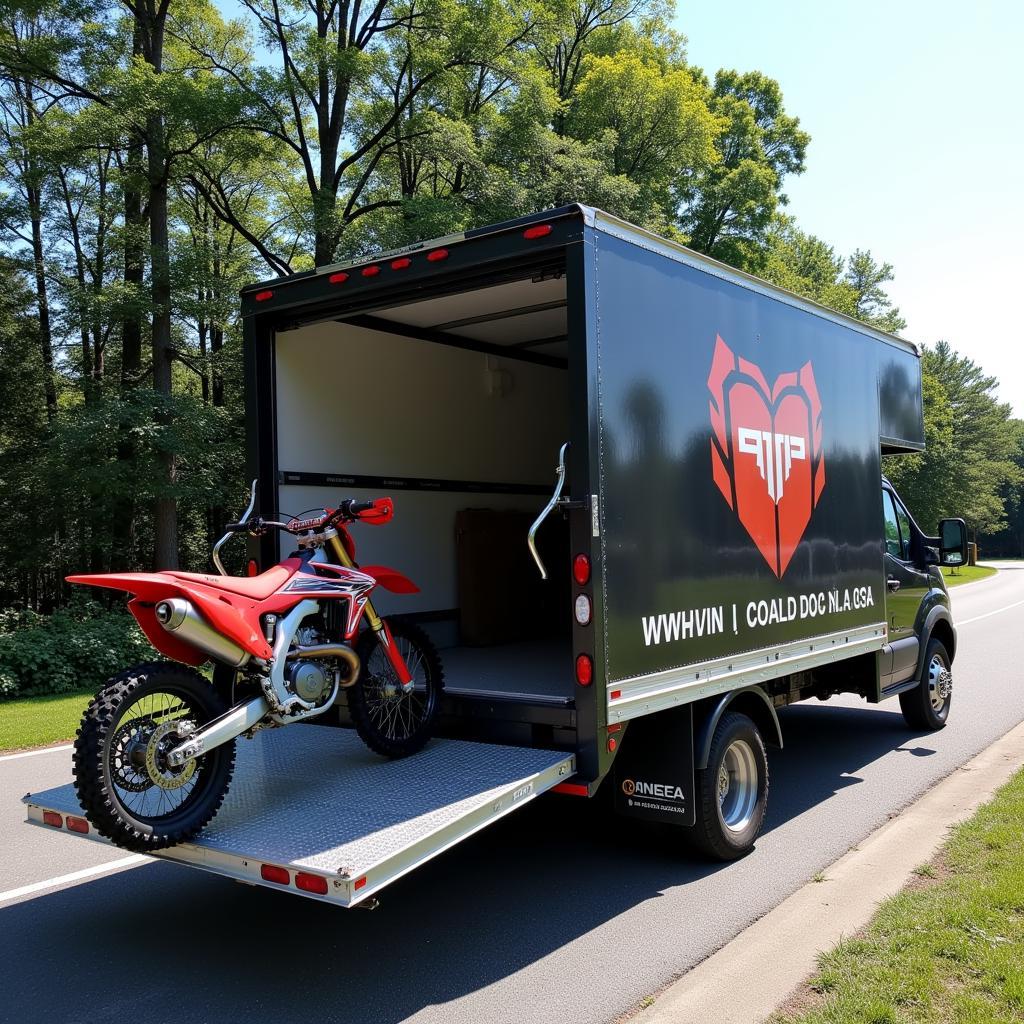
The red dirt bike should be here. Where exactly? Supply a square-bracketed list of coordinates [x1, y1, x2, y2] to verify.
[68, 482, 443, 852]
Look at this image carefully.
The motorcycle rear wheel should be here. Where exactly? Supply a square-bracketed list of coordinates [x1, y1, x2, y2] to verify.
[73, 662, 235, 852]
[350, 618, 443, 758]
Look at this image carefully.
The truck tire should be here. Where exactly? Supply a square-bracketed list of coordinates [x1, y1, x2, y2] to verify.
[899, 638, 952, 731]
[73, 662, 236, 852]
[688, 712, 768, 861]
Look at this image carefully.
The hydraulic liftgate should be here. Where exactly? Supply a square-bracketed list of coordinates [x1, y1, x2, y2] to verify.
[23, 726, 575, 908]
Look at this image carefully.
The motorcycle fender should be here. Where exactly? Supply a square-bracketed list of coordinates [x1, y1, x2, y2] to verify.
[360, 565, 420, 595]
[68, 571, 272, 661]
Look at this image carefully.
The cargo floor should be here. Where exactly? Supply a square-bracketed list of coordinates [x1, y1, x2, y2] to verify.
[439, 640, 573, 705]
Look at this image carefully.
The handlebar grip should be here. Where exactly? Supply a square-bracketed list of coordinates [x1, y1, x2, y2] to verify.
[224, 522, 249, 533]
[345, 499, 377, 516]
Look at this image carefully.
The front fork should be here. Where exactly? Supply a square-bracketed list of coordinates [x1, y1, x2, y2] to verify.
[327, 534, 413, 692]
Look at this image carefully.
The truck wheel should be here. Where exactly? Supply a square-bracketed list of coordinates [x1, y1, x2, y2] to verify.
[688, 712, 768, 861]
[899, 639, 952, 731]
[73, 662, 236, 852]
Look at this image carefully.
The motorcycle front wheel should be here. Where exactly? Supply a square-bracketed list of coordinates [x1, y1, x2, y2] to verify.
[350, 618, 444, 758]
[73, 662, 235, 852]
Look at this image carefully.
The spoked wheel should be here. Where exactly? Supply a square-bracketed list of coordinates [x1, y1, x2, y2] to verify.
[73, 662, 235, 852]
[350, 618, 443, 758]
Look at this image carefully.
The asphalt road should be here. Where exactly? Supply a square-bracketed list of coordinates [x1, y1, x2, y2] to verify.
[3, 565, 1023, 1024]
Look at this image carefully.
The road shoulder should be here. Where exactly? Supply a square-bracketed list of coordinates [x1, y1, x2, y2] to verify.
[628, 717, 1024, 1024]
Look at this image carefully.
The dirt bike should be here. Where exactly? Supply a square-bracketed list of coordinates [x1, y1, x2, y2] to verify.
[68, 482, 444, 852]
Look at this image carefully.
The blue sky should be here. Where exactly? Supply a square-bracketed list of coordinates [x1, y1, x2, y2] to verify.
[675, 0, 1024, 414]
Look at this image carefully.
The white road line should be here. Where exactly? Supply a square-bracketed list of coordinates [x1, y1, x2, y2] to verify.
[0, 855, 148, 905]
[0, 743, 73, 763]
[958, 598, 1024, 627]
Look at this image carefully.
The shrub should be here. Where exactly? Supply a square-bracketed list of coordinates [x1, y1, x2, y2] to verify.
[0, 597, 156, 699]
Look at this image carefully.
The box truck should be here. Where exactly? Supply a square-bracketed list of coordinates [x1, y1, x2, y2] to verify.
[25, 205, 967, 904]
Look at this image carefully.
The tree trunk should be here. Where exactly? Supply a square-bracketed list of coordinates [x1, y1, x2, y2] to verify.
[27, 183, 57, 421]
[110, 133, 146, 573]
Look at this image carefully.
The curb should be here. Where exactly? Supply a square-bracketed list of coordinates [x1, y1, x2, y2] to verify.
[630, 717, 1024, 1024]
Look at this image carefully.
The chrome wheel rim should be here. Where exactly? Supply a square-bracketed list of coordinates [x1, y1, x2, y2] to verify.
[718, 739, 759, 834]
[928, 655, 952, 712]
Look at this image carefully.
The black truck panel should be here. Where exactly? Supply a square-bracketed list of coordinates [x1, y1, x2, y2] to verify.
[586, 216, 918, 712]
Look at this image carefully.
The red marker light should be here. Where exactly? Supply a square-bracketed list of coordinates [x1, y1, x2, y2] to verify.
[426, 248, 449, 262]
[610, 689, 621, 700]
[607, 737, 617, 753]
[260, 864, 290, 885]
[42, 811, 62, 828]
[523, 224, 553, 239]
[254, 290, 274, 302]
[354, 876, 367, 891]
[575, 653, 593, 686]
[361, 265, 381, 277]
[329, 272, 349, 284]
[573, 554, 591, 586]
[66, 816, 89, 834]
[391, 257, 411, 270]
[295, 872, 329, 895]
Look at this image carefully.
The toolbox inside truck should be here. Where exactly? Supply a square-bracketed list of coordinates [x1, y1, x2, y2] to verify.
[272, 270, 577, 713]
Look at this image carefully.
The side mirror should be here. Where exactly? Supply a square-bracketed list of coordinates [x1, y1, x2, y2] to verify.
[938, 518, 968, 567]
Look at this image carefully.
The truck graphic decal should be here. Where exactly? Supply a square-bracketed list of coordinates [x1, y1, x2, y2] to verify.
[708, 335, 826, 577]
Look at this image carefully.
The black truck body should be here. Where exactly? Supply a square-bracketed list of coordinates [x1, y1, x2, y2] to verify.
[238, 204, 964, 845]
[25, 205, 966, 900]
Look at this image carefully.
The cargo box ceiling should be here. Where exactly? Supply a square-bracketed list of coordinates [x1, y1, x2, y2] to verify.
[354, 275, 569, 363]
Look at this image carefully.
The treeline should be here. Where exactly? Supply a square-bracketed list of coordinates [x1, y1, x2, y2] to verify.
[0, 0, 1020, 612]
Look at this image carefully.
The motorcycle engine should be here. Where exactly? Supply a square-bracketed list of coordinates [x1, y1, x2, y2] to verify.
[286, 626, 334, 705]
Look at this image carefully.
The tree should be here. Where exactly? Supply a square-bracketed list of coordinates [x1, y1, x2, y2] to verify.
[886, 342, 1020, 536]
[845, 249, 905, 334]
[678, 69, 808, 269]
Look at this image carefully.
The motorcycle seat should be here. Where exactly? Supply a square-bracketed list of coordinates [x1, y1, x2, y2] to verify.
[167, 564, 296, 601]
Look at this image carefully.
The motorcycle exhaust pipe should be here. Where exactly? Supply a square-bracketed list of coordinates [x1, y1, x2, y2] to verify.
[155, 598, 251, 669]
[290, 643, 361, 687]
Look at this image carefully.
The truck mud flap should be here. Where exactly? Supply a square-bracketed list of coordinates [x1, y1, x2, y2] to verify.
[613, 705, 695, 827]
[23, 726, 575, 907]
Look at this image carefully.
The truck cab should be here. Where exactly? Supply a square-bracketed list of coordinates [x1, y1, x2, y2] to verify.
[880, 476, 965, 726]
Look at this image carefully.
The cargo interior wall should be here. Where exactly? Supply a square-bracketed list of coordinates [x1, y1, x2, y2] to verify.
[273, 275, 574, 705]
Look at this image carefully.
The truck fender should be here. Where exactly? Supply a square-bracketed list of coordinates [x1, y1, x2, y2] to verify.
[915, 605, 957, 682]
[695, 686, 783, 770]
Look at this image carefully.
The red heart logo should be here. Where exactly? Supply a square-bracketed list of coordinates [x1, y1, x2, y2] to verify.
[708, 336, 825, 577]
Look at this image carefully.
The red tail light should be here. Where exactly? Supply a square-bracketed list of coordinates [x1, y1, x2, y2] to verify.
[254, 290, 274, 302]
[260, 864, 289, 885]
[607, 736, 618, 753]
[329, 272, 349, 284]
[295, 872, 329, 895]
[391, 257, 411, 270]
[361, 265, 381, 277]
[426, 248, 449, 262]
[573, 554, 591, 586]
[354, 876, 368, 891]
[523, 224, 553, 239]
[575, 654, 593, 686]
[66, 816, 89, 834]
[42, 811, 62, 828]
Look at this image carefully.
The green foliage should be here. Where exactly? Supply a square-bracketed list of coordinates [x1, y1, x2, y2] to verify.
[885, 343, 1021, 535]
[678, 69, 809, 269]
[0, 598, 155, 699]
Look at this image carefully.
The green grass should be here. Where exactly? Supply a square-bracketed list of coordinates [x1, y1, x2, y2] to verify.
[942, 564, 997, 587]
[773, 766, 1024, 1024]
[0, 689, 93, 753]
